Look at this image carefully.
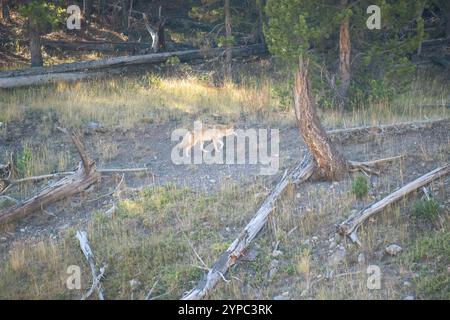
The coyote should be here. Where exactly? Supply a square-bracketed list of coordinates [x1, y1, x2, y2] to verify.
[180, 124, 237, 156]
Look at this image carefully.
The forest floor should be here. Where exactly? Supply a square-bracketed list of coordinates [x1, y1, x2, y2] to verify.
[0, 61, 449, 300]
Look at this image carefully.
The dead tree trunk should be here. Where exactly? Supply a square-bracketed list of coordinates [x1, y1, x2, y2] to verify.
[1, 0, 10, 21]
[142, 7, 166, 53]
[120, 0, 129, 34]
[293, 57, 348, 180]
[30, 30, 43, 68]
[0, 131, 100, 225]
[98, 0, 106, 21]
[84, 0, 93, 25]
[224, 0, 232, 79]
[338, 0, 351, 101]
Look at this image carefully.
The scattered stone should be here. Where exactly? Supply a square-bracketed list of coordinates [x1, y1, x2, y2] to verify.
[328, 237, 337, 249]
[328, 245, 347, 266]
[268, 267, 278, 280]
[0, 237, 7, 242]
[129, 279, 141, 290]
[312, 236, 319, 241]
[274, 294, 289, 300]
[272, 249, 283, 257]
[357, 253, 366, 265]
[385, 244, 403, 256]
[403, 281, 412, 288]
[296, 193, 301, 199]
[209, 179, 216, 183]
[269, 259, 279, 269]
[85, 121, 103, 130]
[20, 228, 26, 233]
[403, 295, 414, 300]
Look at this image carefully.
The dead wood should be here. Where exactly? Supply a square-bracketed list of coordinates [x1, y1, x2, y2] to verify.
[0, 45, 266, 89]
[338, 163, 450, 244]
[76, 230, 106, 300]
[182, 155, 314, 300]
[0, 131, 100, 225]
[293, 57, 348, 180]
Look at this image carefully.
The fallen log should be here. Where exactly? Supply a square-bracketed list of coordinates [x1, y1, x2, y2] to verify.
[0, 132, 100, 225]
[337, 163, 450, 244]
[43, 40, 151, 52]
[0, 44, 266, 83]
[182, 155, 315, 300]
[328, 118, 449, 144]
[0, 70, 122, 89]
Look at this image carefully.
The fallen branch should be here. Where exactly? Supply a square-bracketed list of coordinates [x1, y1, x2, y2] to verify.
[0, 132, 100, 225]
[76, 231, 106, 300]
[337, 163, 450, 244]
[348, 155, 406, 176]
[1, 167, 151, 195]
[182, 155, 314, 300]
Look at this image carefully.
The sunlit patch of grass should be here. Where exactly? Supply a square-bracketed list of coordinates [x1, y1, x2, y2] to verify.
[1, 64, 446, 130]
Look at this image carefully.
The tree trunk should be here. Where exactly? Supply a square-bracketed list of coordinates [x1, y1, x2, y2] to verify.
[256, 0, 266, 46]
[293, 57, 348, 180]
[99, 0, 106, 23]
[1, 0, 10, 21]
[120, 0, 129, 34]
[224, 0, 232, 79]
[338, 0, 351, 102]
[30, 31, 43, 68]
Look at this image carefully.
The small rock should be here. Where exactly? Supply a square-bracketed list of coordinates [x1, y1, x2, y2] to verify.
[328, 245, 347, 266]
[85, 121, 102, 130]
[20, 228, 26, 233]
[272, 249, 283, 257]
[274, 294, 289, 300]
[403, 281, 412, 288]
[282, 291, 289, 297]
[0, 237, 7, 241]
[209, 179, 216, 183]
[268, 267, 278, 280]
[357, 253, 365, 265]
[385, 244, 403, 256]
[225, 227, 231, 232]
[269, 259, 279, 269]
[403, 296, 414, 300]
[296, 193, 301, 199]
[312, 236, 319, 241]
[129, 279, 141, 290]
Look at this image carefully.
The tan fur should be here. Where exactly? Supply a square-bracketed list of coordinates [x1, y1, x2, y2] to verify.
[180, 124, 237, 156]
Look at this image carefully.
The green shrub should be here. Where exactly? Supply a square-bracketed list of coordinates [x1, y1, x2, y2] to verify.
[351, 175, 368, 199]
[17, 146, 33, 177]
[412, 199, 441, 222]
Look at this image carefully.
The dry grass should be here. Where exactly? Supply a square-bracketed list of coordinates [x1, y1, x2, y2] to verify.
[0, 64, 448, 130]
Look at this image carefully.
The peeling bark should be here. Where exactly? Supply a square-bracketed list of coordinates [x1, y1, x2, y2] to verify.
[293, 57, 348, 180]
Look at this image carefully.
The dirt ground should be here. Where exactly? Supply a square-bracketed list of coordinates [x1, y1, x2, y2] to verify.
[0, 116, 449, 299]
